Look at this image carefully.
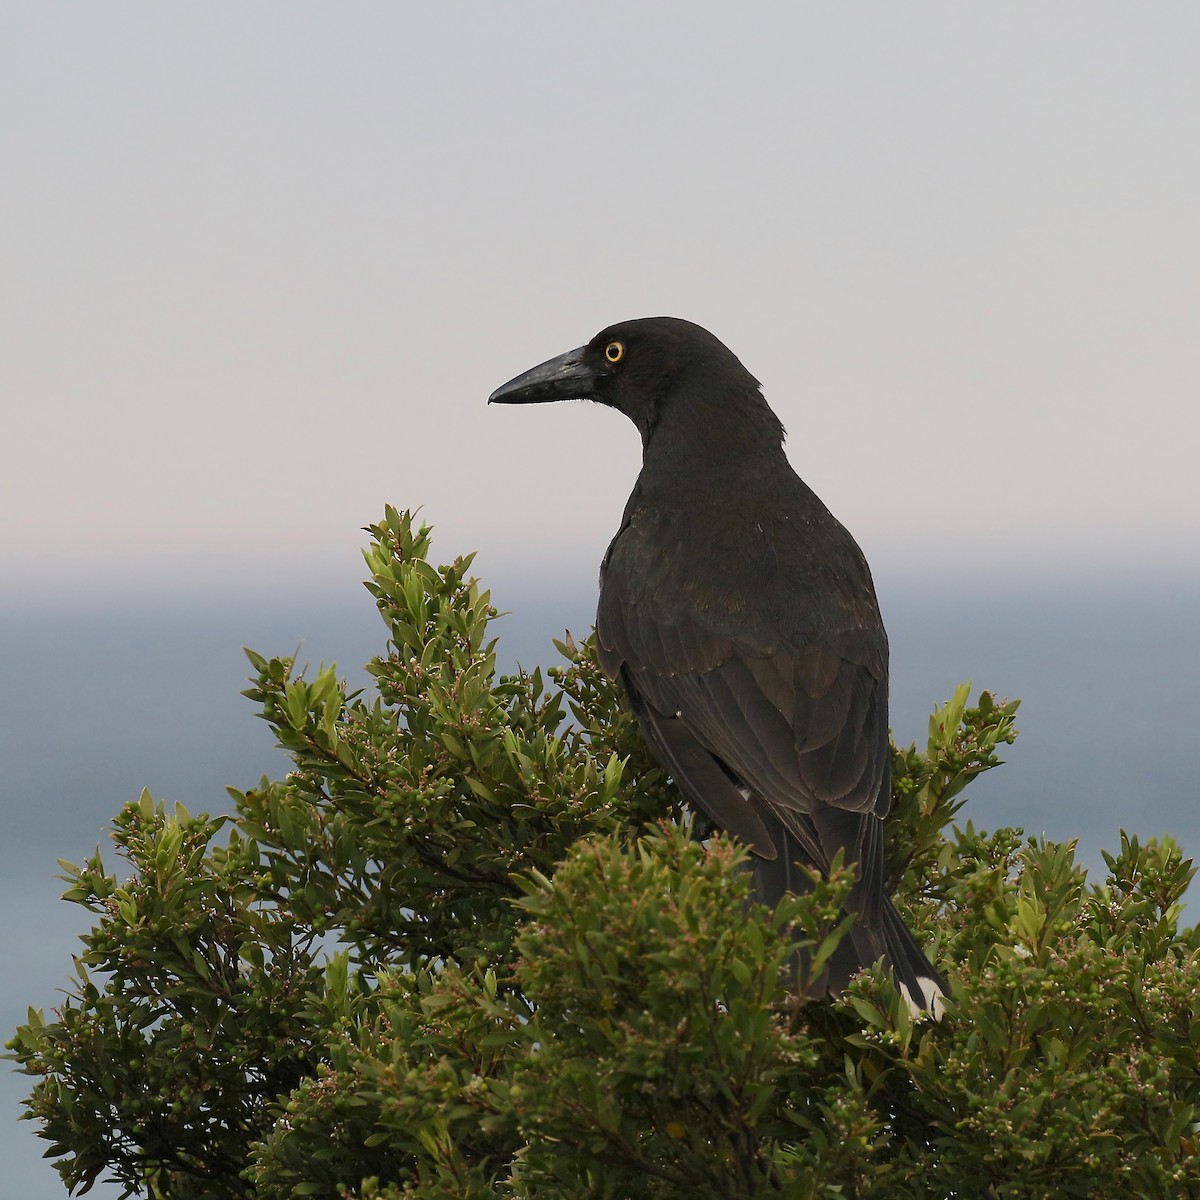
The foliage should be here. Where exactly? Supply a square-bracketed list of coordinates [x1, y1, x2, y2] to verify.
[9, 508, 1200, 1199]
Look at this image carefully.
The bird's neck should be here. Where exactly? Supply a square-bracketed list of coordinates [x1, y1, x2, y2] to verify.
[638, 385, 788, 492]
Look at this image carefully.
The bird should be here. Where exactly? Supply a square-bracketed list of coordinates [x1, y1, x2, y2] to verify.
[488, 316, 945, 1015]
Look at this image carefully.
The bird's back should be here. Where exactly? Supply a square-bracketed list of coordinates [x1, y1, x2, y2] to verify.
[598, 452, 892, 825]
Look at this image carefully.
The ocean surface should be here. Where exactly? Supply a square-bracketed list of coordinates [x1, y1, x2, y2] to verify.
[4, 573, 1198, 1196]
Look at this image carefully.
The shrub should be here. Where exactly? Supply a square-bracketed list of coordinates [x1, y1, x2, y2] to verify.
[10, 509, 1199, 1199]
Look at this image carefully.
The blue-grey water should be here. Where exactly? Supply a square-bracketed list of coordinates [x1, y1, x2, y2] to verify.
[4, 574, 1198, 1197]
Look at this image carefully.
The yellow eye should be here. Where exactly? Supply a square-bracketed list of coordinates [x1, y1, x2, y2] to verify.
[605, 341, 625, 363]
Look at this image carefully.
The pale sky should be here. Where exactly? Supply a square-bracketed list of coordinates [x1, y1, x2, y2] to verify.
[4, 3, 1198, 601]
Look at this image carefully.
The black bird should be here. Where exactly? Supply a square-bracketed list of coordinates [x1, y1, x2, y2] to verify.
[489, 317, 945, 1014]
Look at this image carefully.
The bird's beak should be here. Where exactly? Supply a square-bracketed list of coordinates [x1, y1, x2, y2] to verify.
[487, 344, 600, 405]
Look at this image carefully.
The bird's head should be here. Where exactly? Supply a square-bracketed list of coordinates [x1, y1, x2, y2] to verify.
[488, 316, 768, 445]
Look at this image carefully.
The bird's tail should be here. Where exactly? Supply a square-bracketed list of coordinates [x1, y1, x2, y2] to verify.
[755, 850, 946, 1016]
[865, 898, 946, 1018]
[804, 896, 945, 1017]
